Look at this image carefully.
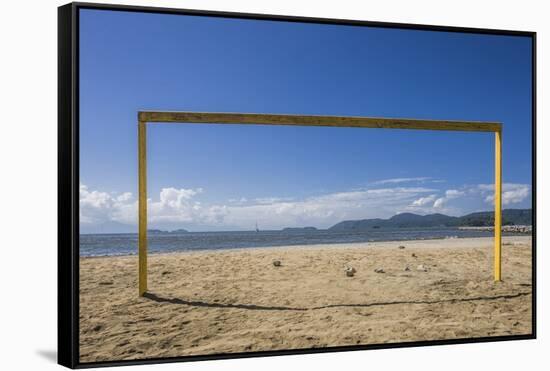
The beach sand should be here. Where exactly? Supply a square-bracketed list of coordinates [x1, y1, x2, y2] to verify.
[79, 236, 532, 362]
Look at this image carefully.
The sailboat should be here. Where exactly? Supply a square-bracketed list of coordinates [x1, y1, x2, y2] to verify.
[255, 222, 260, 232]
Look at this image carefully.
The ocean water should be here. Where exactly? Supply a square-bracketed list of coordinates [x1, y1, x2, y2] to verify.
[78, 228, 504, 257]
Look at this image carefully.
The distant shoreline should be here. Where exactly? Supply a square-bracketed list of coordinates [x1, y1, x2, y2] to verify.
[80, 235, 532, 259]
[80, 208, 533, 235]
[458, 225, 532, 234]
[79, 224, 533, 236]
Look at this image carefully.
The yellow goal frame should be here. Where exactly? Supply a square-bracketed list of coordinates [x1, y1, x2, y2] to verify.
[137, 111, 503, 296]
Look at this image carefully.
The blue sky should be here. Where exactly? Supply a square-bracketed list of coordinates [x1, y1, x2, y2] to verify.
[79, 9, 532, 233]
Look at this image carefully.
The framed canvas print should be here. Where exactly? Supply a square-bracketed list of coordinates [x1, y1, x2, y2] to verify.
[58, 2, 536, 368]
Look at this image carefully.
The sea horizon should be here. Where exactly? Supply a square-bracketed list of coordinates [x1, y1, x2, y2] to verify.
[79, 227, 531, 257]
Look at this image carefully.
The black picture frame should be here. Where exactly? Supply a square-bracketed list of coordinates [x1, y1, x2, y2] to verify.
[58, 2, 537, 368]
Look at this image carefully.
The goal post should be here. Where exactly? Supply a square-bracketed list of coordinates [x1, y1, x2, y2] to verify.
[494, 129, 502, 281]
[138, 120, 147, 296]
[137, 111, 503, 296]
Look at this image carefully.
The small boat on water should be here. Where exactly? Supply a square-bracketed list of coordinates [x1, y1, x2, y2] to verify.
[255, 222, 260, 232]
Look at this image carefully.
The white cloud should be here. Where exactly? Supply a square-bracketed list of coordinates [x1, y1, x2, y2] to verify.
[254, 197, 294, 204]
[406, 188, 465, 211]
[430, 189, 461, 208]
[80, 184, 121, 224]
[433, 197, 445, 208]
[79, 184, 208, 226]
[116, 192, 133, 202]
[147, 187, 228, 226]
[445, 189, 465, 199]
[477, 184, 494, 192]
[160, 187, 202, 203]
[482, 183, 530, 205]
[372, 177, 433, 185]
[220, 187, 437, 229]
[411, 194, 437, 206]
[477, 183, 528, 192]
[430, 188, 466, 209]
[80, 183, 437, 230]
[79, 181, 531, 231]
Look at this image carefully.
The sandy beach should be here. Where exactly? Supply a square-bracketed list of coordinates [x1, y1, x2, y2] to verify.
[79, 236, 532, 362]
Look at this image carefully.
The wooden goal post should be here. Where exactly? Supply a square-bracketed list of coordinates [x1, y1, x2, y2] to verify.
[137, 111, 503, 296]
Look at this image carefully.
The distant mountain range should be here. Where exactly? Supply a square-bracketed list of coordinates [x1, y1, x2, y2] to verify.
[80, 209, 531, 234]
[282, 227, 318, 232]
[148, 228, 189, 234]
[329, 209, 532, 231]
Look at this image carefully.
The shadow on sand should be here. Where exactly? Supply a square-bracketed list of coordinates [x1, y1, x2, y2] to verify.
[143, 292, 305, 311]
[143, 291, 531, 312]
